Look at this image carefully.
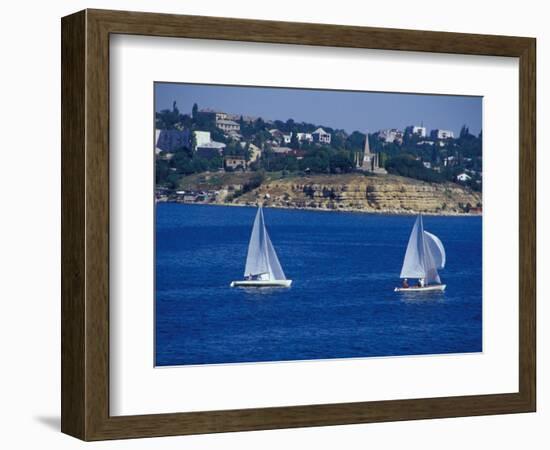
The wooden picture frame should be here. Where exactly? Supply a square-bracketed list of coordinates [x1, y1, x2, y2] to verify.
[61, 9, 536, 441]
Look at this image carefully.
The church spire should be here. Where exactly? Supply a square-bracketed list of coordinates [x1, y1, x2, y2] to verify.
[363, 132, 371, 156]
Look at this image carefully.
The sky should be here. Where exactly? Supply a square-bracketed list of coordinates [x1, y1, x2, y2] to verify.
[155, 82, 482, 136]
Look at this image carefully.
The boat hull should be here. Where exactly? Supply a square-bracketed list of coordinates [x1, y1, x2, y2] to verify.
[230, 280, 292, 288]
[394, 284, 446, 292]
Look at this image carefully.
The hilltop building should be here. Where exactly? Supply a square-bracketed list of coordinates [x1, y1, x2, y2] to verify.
[240, 142, 262, 163]
[355, 133, 387, 174]
[216, 119, 240, 133]
[269, 129, 292, 144]
[224, 155, 247, 171]
[456, 173, 472, 182]
[296, 132, 313, 143]
[197, 108, 228, 122]
[194, 131, 212, 148]
[404, 125, 427, 138]
[412, 125, 427, 137]
[431, 129, 455, 139]
[379, 128, 404, 144]
[312, 127, 331, 144]
[155, 129, 192, 153]
[197, 108, 241, 134]
[193, 130, 226, 159]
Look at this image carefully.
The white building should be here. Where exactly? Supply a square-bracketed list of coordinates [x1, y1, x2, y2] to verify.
[216, 119, 240, 133]
[431, 129, 455, 139]
[197, 108, 228, 122]
[412, 126, 427, 137]
[194, 131, 212, 148]
[456, 173, 472, 182]
[312, 127, 331, 144]
[443, 156, 456, 167]
[240, 142, 262, 163]
[296, 132, 313, 143]
[193, 130, 226, 155]
[379, 128, 403, 144]
[269, 129, 293, 144]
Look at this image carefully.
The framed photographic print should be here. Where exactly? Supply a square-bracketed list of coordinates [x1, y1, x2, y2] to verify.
[61, 9, 536, 441]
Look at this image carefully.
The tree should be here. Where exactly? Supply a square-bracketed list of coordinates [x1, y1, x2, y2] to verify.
[285, 118, 296, 133]
[385, 154, 444, 183]
[346, 131, 366, 151]
[155, 100, 183, 130]
[290, 133, 300, 149]
[459, 124, 470, 139]
[192, 103, 198, 120]
[329, 150, 354, 173]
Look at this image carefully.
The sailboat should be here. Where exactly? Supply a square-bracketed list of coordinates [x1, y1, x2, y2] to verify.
[230, 206, 292, 288]
[394, 214, 446, 292]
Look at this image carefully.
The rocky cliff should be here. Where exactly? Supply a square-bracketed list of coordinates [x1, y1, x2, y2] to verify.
[226, 173, 481, 215]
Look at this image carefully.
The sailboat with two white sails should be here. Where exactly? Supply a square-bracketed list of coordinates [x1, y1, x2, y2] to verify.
[395, 214, 446, 292]
[230, 206, 292, 288]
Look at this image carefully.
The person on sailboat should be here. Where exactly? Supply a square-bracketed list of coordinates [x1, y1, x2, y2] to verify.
[402, 278, 409, 289]
[418, 278, 425, 288]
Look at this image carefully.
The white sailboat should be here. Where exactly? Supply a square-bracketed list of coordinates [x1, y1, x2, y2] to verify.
[230, 206, 292, 288]
[394, 214, 446, 292]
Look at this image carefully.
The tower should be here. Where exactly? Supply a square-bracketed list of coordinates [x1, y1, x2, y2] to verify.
[358, 132, 387, 174]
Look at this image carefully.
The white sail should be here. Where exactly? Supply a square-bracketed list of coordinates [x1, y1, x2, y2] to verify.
[424, 231, 446, 269]
[244, 206, 286, 281]
[399, 215, 445, 285]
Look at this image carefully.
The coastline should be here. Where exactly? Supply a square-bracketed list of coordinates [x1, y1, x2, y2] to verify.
[158, 172, 482, 217]
[156, 198, 482, 217]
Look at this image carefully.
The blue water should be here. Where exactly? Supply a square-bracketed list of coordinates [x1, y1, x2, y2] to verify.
[155, 203, 482, 366]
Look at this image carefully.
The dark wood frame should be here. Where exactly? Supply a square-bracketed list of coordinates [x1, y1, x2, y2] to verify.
[61, 8, 536, 441]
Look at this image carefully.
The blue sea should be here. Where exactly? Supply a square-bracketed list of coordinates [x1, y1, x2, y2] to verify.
[155, 203, 482, 366]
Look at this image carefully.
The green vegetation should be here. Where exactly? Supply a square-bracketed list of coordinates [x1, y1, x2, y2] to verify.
[385, 154, 444, 183]
[155, 102, 482, 193]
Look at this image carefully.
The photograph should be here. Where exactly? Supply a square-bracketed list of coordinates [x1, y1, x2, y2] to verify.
[154, 82, 483, 367]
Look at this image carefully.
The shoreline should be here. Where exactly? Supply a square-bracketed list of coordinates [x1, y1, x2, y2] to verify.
[156, 199, 482, 217]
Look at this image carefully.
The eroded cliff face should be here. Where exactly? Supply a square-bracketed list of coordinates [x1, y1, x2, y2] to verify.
[229, 174, 481, 215]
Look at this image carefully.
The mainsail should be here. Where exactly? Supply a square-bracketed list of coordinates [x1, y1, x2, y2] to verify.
[244, 206, 286, 280]
[399, 215, 445, 285]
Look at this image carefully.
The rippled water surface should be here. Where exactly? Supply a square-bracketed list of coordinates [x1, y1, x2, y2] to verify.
[155, 203, 482, 366]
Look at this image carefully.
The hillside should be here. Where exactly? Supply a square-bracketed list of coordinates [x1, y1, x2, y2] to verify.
[176, 172, 481, 215]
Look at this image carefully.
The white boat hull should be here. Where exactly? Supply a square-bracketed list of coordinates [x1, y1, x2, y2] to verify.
[394, 284, 446, 292]
[230, 280, 292, 288]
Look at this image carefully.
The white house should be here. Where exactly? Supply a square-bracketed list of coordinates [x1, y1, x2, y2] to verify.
[412, 126, 427, 137]
[443, 156, 456, 167]
[312, 127, 331, 144]
[456, 173, 472, 182]
[431, 129, 455, 139]
[240, 142, 262, 163]
[194, 131, 212, 148]
[296, 132, 313, 143]
[216, 119, 240, 133]
[197, 108, 228, 122]
[379, 128, 403, 144]
[193, 130, 226, 156]
[269, 129, 293, 144]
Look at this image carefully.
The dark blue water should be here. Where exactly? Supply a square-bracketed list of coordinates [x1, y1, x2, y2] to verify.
[155, 203, 482, 366]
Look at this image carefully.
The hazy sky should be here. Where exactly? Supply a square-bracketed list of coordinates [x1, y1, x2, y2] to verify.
[155, 82, 482, 136]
